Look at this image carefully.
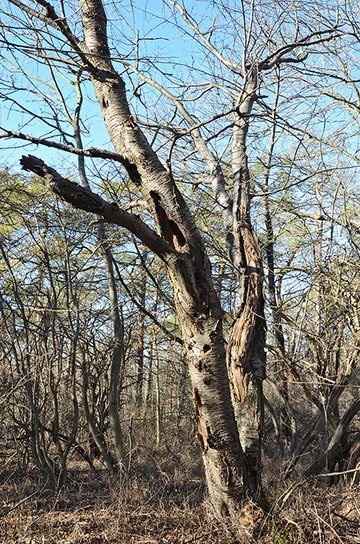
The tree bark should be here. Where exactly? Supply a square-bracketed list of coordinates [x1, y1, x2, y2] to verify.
[228, 69, 266, 490]
[136, 248, 148, 406]
[99, 230, 128, 467]
[20, 39, 254, 533]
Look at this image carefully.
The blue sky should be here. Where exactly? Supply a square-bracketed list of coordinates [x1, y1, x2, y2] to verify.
[0, 0, 355, 193]
[0, 0, 217, 172]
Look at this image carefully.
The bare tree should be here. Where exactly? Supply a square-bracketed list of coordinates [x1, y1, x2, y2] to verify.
[0, 0, 340, 521]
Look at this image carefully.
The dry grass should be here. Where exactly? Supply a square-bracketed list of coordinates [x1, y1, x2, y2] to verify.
[1, 446, 359, 544]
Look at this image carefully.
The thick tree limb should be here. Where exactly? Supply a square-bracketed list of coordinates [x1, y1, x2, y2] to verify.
[304, 398, 360, 477]
[19, 155, 175, 263]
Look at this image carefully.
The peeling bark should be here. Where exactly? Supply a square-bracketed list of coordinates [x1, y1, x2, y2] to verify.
[77, 2, 265, 497]
[227, 70, 266, 490]
[19, 0, 260, 521]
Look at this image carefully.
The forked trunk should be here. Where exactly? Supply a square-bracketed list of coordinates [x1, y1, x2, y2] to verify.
[20, 0, 259, 521]
[78, 0, 255, 516]
[21, 152, 255, 519]
[169, 267, 253, 517]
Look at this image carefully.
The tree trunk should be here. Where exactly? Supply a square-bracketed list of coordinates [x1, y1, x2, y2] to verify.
[228, 69, 266, 490]
[19, 0, 256, 520]
[21, 146, 254, 523]
[100, 230, 128, 467]
[79, 0, 255, 516]
[136, 248, 148, 405]
[68, 79, 127, 469]
[305, 398, 360, 477]
[173, 280, 253, 517]
[261, 74, 291, 454]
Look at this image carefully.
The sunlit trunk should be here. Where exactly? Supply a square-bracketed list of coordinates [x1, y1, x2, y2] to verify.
[228, 70, 266, 489]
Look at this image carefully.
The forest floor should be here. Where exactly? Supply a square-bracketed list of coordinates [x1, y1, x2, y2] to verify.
[1, 445, 360, 544]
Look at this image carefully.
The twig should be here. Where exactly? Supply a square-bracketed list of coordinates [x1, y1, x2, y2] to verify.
[0, 491, 39, 517]
[280, 466, 360, 508]
[181, 530, 220, 543]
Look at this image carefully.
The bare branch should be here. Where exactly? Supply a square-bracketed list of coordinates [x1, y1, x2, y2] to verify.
[166, 0, 243, 74]
[258, 27, 340, 70]
[0, 129, 142, 184]
[19, 154, 175, 263]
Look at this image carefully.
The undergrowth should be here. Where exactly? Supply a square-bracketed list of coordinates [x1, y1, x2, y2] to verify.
[1, 445, 359, 544]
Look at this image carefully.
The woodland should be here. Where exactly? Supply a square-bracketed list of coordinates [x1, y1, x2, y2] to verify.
[0, 1, 360, 542]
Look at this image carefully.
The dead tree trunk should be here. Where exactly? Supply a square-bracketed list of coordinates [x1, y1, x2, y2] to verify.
[21, 151, 254, 518]
[5, 0, 341, 522]
[228, 69, 266, 490]
[18, 0, 254, 516]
